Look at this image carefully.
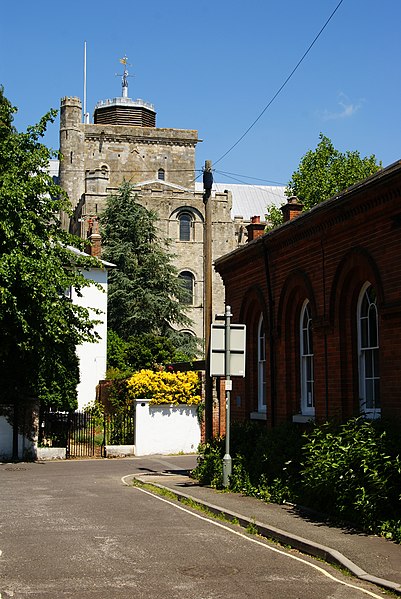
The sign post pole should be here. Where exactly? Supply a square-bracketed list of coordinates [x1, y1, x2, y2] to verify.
[222, 305, 232, 487]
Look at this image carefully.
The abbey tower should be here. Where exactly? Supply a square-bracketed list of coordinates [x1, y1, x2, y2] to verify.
[58, 64, 236, 341]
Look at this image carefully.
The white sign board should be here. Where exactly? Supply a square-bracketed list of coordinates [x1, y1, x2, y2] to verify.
[210, 323, 246, 377]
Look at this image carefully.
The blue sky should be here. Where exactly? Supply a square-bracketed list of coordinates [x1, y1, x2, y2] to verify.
[1, 0, 400, 186]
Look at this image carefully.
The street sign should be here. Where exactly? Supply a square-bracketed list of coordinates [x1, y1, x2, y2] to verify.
[210, 323, 246, 377]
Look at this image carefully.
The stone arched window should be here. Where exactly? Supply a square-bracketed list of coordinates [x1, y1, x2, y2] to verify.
[258, 313, 267, 412]
[178, 212, 193, 241]
[358, 283, 380, 417]
[300, 300, 314, 416]
[179, 271, 195, 305]
[157, 168, 165, 181]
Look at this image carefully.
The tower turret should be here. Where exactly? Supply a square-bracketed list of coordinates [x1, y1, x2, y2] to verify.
[59, 97, 85, 228]
[93, 57, 156, 127]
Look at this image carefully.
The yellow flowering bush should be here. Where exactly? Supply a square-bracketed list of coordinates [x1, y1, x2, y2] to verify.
[126, 370, 202, 405]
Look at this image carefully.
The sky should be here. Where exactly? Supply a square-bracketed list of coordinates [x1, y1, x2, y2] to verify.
[1, 0, 400, 187]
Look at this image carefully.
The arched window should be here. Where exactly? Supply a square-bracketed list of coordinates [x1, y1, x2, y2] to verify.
[358, 283, 380, 417]
[178, 212, 192, 241]
[157, 168, 165, 180]
[258, 314, 266, 412]
[179, 271, 195, 305]
[300, 300, 314, 415]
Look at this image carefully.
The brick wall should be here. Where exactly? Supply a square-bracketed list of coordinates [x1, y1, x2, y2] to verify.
[215, 161, 401, 426]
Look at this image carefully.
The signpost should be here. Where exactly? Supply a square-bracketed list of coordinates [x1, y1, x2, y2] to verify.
[210, 306, 246, 487]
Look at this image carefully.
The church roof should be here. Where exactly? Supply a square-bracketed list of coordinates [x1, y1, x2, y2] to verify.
[195, 182, 286, 221]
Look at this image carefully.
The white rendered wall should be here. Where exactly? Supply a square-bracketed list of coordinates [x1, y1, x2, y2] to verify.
[73, 268, 108, 410]
[134, 399, 200, 456]
[0, 408, 37, 461]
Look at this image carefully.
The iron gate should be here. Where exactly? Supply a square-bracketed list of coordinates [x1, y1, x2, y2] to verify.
[39, 409, 134, 458]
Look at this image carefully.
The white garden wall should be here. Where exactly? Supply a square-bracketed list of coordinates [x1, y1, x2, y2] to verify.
[0, 404, 38, 461]
[134, 399, 200, 456]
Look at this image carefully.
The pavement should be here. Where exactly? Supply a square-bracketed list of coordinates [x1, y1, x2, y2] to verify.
[133, 468, 401, 596]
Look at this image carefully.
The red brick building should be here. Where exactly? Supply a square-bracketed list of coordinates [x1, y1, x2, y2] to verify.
[214, 161, 401, 426]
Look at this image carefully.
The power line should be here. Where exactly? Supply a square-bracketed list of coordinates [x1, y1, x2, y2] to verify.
[213, 0, 345, 167]
[212, 174, 287, 203]
[214, 169, 285, 186]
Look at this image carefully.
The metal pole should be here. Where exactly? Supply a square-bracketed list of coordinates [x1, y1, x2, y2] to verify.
[222, 304, 232, 487]
[83, 41, 87, 124]
[203, 160, 213, 442]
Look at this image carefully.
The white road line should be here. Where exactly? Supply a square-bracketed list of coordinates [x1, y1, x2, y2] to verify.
[121, 474, 385, 599]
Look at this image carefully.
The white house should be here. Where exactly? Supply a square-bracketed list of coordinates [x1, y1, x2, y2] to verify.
[67, 246, 114, 411]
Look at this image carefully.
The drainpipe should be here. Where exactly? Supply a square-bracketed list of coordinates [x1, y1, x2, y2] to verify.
[320, 238, 329, 421]
[263, 241, 276, 427]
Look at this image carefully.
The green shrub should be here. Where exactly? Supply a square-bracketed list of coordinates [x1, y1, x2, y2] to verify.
[193, 421, 303, 502]
[300, 417, 401, 531]
[193, 417, 401, 541]
[192, 440, 224, 488]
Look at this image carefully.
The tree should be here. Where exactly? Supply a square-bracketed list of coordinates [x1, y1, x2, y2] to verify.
[266, 134, 381, 228]
[100, 183, 198, 359]
[0, 87, 100, 411]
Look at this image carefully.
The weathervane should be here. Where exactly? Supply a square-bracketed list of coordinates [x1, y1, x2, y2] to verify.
[116, 55, 133, 98]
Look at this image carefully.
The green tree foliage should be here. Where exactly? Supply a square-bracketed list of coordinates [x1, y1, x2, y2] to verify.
[107, 330, 197, 377]
[100, 183, 198, 359]
[266, 134, 381, 229]
[0, 87, 100, 410]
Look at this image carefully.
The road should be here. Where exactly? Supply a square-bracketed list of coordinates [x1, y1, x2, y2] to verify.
[0, 456, 389, 598]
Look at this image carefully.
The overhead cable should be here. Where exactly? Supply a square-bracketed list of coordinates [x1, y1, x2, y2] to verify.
[213, 0, 345, 167]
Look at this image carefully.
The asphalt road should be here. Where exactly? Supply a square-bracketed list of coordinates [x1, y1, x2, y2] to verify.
[0, 457, 390, 598]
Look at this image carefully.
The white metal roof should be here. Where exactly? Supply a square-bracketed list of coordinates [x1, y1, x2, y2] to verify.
[195, 182, 286, 221]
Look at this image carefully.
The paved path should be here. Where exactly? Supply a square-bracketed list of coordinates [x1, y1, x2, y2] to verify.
[0, 457, 397, 598]
[132, 467, 401, 596]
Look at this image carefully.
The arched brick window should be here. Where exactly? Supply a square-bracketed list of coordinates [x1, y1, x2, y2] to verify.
[157, 168, 165, 180]
[258, 313, 267, 412]
[300, 300, 314, 416]
[358, 283, 380, 417]
[179, 271, 195, 305]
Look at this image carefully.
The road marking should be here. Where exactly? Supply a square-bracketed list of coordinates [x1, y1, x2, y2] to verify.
[121, 475, 385, 599]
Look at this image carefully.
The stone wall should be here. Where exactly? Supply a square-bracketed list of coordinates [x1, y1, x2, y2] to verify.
[59, 96, 242, 341]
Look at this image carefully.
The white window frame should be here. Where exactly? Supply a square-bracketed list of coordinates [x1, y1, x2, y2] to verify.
[358, 282, 380, 418]
[257, 313, 267, 413]
[300, 300, 314, 416]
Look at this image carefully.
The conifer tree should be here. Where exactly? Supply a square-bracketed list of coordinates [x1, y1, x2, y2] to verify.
[100, 183, 196, 359]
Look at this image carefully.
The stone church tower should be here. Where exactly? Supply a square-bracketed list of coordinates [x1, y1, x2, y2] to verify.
[58, 61, 238, 342]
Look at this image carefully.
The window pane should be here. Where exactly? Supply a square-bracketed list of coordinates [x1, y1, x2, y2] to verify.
[374, 379, 381, 408]
[258, 315, 266, 411]
[179, 214, 191, 241]
[302, 329, 308, 354]
[308, 324, 313, 354]
[360, 317, 368, 349]
[369, 305, 378, 347]
[307, 385, 314, 408]
[373, 348, 379, 377]
[365, 349, 373, 377]
[306, 356, 312, 380]
[361, 293, 369, 317]
[179, 271, 193, 304]
[300, 302, 314, 414]
[365, 379, 374, 409]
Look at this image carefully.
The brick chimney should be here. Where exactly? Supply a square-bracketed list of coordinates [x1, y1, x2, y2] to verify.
[246, 216, 266, 242]
[281, 196, 303, 222]
[86, 218, 102, 258]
